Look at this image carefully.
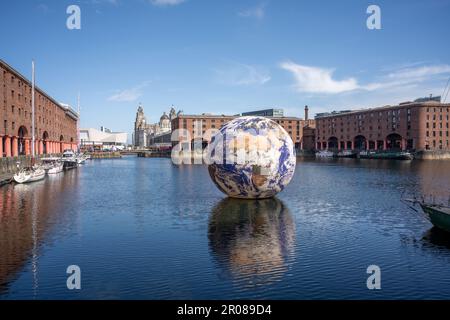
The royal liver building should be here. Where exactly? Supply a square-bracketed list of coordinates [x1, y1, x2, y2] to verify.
[133, 104, 179, 148]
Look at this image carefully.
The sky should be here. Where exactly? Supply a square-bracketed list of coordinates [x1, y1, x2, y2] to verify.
[1, 0, 450, 139]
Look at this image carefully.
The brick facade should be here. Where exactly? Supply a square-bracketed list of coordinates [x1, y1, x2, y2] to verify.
[0, 60, 78, 158]
[171, 113, 316, 150]
[315, 101, 450, 152]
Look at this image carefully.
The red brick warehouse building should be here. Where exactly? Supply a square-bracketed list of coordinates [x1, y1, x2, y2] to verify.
[171, 106, 316, 151]
[315, 98, 450, 152]
[0, 59, 78, 158]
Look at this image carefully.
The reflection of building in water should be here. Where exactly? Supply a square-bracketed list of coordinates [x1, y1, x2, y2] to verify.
[422, 227, 450, 250]
[0, 173, 78, 294]
[208, 198, 295, 286]
[411, 160, 450, 203]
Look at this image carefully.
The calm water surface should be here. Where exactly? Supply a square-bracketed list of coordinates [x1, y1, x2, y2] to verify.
[1, 156, 450, 299]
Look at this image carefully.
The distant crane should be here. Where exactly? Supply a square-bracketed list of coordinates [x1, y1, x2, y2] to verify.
[442, 76, 450, 103]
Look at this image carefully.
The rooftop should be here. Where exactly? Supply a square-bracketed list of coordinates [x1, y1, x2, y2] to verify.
[315, 97, 449, 119]
[1, 59, 79, 120]
[175, 113, 304, 120]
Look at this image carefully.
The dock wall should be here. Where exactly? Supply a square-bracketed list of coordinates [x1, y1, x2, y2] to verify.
[88, 152, 122, 159]
[0, 155, 60, 176]
[415, 151, 450, 160]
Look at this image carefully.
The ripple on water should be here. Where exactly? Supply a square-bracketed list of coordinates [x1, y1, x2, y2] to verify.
[1, 157, 450, 299]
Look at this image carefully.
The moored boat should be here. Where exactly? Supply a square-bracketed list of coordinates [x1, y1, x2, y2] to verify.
[359, 150, 414, 160]
[48, 163, 64, 174]
[403, 195, 450, 233]
[315, 150, 335, 158]
[61, 149, 79, 170]
[13, 167, 46, 184]
[420, 204, 450, 233]
[336, 150, 357, 158]
[29, 167, 46, 182]
[13, 169, 32, 184]
[76, 153, 88, 165]
[42, 158, 64, 174]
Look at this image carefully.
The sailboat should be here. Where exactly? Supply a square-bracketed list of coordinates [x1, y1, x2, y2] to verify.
[75, 152, 89, 165]
[14, 166, 46, 184]
[13, 61, 46, 184]
[41, 157, 64, 174]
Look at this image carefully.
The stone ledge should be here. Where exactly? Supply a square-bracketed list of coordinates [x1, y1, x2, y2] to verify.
[0, 154, 61, 175]
[415, 150, 450, 160]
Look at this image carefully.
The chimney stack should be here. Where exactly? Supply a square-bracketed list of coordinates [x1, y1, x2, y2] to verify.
[304, 105, 309, 121]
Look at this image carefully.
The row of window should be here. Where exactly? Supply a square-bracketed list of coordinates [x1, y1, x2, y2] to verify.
[182, 119, 227, 124]
[180, 119, 302, 132]
[6, 87, 53, 104]
[320, 123, 410, 136]
[426, 122, 449, 129]
[6, 91, 58, 113]
[317, 117, 414, 131]
[2, 120, 65, 140]
[321, 109, 409, 123]
[427, 107, 450, 113]
[321, 118, 410, 130]
[425, 140, 450, 150]
[5, 105, 68, 130]
[321, 107, 450, 124]
[2, 70, 63, 119]
[427, 114, 450, 121]
[426, 131, 450, 137]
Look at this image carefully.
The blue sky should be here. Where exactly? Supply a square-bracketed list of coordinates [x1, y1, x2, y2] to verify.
[1, 0, 450, 138]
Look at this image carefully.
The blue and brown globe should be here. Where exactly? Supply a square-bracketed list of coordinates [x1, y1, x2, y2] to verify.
[207, 116, 296, 199]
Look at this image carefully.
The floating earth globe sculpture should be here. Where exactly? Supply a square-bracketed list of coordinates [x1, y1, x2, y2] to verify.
[207, 116, 296, 199]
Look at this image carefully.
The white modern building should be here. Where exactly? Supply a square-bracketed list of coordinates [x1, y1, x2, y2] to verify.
[80, 127, 128, 151]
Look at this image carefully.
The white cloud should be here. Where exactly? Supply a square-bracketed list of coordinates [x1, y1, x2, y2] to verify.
[280, 61, 450, 95]
[239, 3, 267, 20]
[214, 62, 271, 86]
[149, 0, 186, 6]
[361, 64, 450, 91]
[37, 3, 49, 13]
[280, 61, 359, 94]
[108, 82, 150, 102]
[387, 65, 450, 80]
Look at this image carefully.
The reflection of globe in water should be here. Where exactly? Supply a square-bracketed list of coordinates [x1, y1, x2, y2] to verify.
[208, 198, 295, 286]
[207, 116, 296, 199]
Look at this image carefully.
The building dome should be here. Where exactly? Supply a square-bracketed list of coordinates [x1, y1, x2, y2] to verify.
[160, 112, 171, 131]
[160, 112, 170, 121]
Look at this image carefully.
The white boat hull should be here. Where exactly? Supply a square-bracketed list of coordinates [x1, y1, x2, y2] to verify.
[29, 169, 46, 182]
[47, 164, 64, 174]
[14, 172, 32, 184]
[316, 151, 335, 158]
[14, 168, 46, 184]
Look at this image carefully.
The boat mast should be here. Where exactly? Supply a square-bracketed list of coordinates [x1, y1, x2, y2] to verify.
[31, 60, 36, 159]
[77, 92, 80, 152]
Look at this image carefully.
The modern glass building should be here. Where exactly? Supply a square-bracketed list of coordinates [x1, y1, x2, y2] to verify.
[242, 108, 284, 118]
